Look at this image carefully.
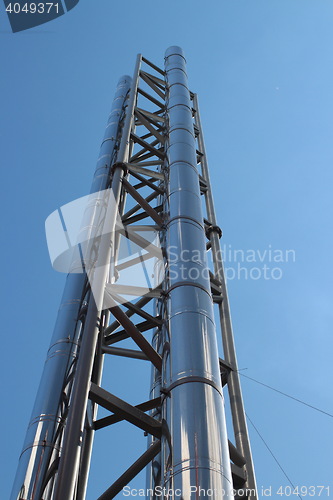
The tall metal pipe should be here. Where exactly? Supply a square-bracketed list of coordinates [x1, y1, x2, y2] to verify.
[162, 46, 234, 498]
[10, 76, 131, 500]
[193, 94, 258, 498]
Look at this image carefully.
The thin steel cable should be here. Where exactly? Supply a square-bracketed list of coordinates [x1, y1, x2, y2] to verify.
[246, 413, 303, 500]
[239, 373, 333, 418]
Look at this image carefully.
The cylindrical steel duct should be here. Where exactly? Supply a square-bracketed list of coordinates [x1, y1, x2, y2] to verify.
[161, 46, 234, 498]
[193, 94, 258, 498]
[53, 56, 142, 499]
[10, 76, 131, 500]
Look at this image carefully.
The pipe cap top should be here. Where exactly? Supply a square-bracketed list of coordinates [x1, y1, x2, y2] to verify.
[165, 46, 185, 60]
[118, 75, 132, 85]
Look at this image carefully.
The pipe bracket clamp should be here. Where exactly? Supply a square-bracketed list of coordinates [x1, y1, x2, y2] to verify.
[206, 224, 222, 239]
[111, 162, 128, 176]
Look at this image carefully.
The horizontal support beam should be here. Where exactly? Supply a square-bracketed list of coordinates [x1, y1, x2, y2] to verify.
[104, 318, 157, 346]
[117, 225, 161, 258]
[94, 397, 161, 430]
[129, 169, 164, 194]
[105, 284, 163, 300]
[212, 294, 223, 304]
[108, 294, 161, 326]
[129, 160, 164, 167]
[115, 251, 154, 272]
[102, 346, 149, 360]
[210, 281, 223, 296]
[127, 163, 164, 181]
[89, 383, 161, 438]
[123, 206, 163, 226]
[117, 224, 160, 232]
[136, 107, 165, 124]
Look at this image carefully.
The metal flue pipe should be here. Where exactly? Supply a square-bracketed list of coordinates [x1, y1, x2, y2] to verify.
[193, 94, 258, 498]
[10, 76, 131, 500]
[161, 46, 234, 498]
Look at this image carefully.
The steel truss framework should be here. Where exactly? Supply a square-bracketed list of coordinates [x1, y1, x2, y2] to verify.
[11, 48, 257, 500]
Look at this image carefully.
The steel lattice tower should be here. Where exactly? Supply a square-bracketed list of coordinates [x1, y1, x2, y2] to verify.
[11, 47, 257, 500]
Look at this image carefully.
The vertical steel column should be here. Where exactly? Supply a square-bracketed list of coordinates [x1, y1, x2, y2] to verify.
[10, 76, 131, 500]
[162, 46, 234, 498]
[193, 95, 258, 499]
[147, 193, 167, 499]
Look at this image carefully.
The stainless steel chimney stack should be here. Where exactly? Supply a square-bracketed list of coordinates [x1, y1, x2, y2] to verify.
[161, 46, 234, 497]
[11, 49, 257, 500]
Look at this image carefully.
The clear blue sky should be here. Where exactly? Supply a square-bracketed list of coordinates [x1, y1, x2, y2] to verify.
[1, 1, 333, 498]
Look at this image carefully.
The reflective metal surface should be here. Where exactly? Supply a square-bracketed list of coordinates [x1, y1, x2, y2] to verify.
[193, 94, 258, 498]
[161, 46, 234, 498]
[10, 76, 131, 500]
[10, 273, 86, 500]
